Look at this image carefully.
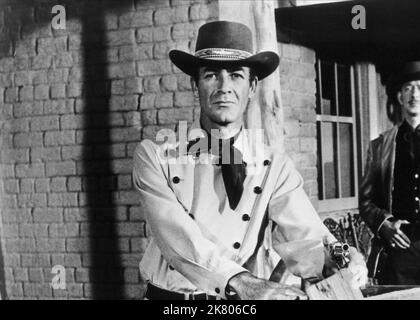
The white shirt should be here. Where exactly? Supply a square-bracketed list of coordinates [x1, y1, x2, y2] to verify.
[133, 121, 334, 299]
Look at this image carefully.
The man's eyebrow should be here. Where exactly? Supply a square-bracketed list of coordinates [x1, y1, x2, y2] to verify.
[227, 67, 246, 72]
[202, 67, 218, 72]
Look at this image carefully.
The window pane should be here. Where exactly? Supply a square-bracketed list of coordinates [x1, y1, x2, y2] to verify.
[315, 60, 322, 114]
[317, 122, 323, 198]
[318, 60, 336, 115]
[319, 122, 338, 199]
[315, 58, 358, 205]
[339, 123, 355, 197]
[337, 64, 352, 117]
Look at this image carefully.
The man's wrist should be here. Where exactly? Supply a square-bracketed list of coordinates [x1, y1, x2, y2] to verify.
[225, 271, 252, 298]
[377, 216, 394, 237]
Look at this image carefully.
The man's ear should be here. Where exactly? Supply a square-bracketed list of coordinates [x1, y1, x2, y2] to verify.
[190, 77, 198, 93]
[397, 91, 403, 106]
[249, 77, 258, 99]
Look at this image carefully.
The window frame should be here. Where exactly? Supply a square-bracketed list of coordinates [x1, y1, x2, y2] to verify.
[315, 58, 360, 213]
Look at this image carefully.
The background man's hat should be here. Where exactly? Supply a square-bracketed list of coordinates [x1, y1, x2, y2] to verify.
[386, 61, 420, 99]
[169, 21, 280, 80]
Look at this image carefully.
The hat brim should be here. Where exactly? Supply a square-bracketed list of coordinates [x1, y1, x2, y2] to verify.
[169, 50, 280, 80]
[387, 71, 420, 98]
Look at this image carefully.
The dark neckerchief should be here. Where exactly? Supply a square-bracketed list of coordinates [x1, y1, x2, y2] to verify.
[187, 124, 247, 210]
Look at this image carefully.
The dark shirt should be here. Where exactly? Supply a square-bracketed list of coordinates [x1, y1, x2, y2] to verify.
[392, 120, 420, 223]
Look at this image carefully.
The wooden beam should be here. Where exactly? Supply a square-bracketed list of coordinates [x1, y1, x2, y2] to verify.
[251, 0, 284, 149]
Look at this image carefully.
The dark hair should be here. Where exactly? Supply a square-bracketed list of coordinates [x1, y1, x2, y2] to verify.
[192, 66, 257, 85]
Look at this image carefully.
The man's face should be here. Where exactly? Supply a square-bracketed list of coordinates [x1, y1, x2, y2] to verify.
[398, 80, 420, 117]
[195, 66, 257, 126]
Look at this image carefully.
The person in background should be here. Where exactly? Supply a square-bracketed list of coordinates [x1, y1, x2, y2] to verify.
[360, 61, 420, 284]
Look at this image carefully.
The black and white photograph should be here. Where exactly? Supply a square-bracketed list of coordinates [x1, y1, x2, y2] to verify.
[0, 0, 420, 305]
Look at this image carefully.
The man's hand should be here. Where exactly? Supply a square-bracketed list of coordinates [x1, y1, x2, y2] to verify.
[380, 219, 411, 249]
[227, 272, 307, 300]
[347, 247, 368, 289]
[323, 246, 368, 289]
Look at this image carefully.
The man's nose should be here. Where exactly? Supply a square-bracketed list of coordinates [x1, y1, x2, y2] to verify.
[216, 72, 232, 93]
[413, 86, 420, 97]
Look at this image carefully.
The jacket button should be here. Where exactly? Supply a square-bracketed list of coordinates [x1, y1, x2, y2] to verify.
[254, 186, 262, 194]
[215, 288, 220, 294]
[242, 214, 250, 221]
[233, 242, 241, 249]
[172, 176, 180, 184]
[263, 160, 271, 166]
[169, 265, 174, 270]
[189, 213, 195, 220]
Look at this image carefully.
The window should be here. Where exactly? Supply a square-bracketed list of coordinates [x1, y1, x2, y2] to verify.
[315, 58, 359, 212]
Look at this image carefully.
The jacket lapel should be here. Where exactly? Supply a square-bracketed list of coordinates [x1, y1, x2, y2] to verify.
[380, 125, 398, 211]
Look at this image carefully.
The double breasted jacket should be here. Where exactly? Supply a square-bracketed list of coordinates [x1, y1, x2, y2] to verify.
[133, 121, 333, 299]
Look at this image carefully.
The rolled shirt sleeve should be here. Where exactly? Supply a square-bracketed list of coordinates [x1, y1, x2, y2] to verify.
[268, 155, 335, 279]
[133, 140, 247, 298]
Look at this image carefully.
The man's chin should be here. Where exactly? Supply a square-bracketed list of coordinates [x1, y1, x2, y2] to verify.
[209, 114, 235, 126]
[406, 103, 420, 114]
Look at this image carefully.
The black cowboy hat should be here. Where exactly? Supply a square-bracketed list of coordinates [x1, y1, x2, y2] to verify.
[169, 21, 280, 81]
[386, 61, 420, 98]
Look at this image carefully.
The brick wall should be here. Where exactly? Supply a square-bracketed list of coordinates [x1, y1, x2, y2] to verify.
[279, 43, 319, 208]
[0, 0, 321, 300]
[0, 0, 217, 299]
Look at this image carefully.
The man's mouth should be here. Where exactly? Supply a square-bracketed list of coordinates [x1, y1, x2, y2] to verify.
[213, 101, 235, 105]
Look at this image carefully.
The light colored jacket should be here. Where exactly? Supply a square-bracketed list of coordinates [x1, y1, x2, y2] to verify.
[133, 121, 334, 299]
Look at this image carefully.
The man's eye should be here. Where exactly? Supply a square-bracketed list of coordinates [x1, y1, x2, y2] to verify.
[204, 73, 216, 79]
[231, 73, 244, 79]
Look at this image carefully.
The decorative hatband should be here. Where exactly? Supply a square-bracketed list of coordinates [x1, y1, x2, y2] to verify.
[195, 48, 252, 60]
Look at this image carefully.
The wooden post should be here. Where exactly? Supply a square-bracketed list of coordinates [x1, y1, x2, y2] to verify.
[250, 0, 284, 149]
[218, 0, 284, 150]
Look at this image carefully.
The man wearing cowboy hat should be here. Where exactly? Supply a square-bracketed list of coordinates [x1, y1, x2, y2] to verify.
[133, 21, 367, 300]
[360, 61, 420, 284]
